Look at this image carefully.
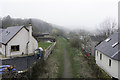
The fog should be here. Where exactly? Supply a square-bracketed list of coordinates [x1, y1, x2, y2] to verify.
[0, 0, 119, 31]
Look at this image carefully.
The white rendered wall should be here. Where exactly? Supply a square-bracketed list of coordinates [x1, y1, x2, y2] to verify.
[7, 28, 29, 56]
[95, 50, 119, 79]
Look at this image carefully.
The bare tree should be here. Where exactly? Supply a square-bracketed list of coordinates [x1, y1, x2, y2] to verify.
[78, 30, 90, 50]
[97, 18, 117, 37]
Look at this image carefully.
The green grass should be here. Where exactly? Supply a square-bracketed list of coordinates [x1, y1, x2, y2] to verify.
[37, 37, 97, 78]
[37, 37, 65, 78]
[55, 37, 65, 77]
[52, 37, 96, 78]
[36, 37, 65, 78]
[42, 37, 65, 78]
[38, 42, 52, 49]
[65, 40, 96, 78]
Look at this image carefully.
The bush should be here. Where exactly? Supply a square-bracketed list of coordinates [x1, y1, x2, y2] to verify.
[70, 36, 81, 49]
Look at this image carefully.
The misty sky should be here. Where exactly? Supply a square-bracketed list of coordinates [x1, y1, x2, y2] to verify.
[0, 0, 119, 31]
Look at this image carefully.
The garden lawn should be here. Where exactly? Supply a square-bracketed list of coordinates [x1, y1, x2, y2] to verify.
[38, 42, 52, 49]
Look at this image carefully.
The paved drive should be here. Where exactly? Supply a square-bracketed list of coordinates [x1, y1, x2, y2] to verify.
[1, 55, 38, 71]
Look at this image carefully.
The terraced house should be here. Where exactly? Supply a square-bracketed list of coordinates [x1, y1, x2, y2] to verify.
[95, 31, 120, 79]
[0, 24, 38, 57]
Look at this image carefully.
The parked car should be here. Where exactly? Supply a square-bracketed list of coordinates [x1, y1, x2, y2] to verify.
[0, 65, 16, 74]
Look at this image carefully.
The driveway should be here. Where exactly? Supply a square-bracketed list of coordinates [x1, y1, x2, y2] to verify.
[1, 55, 38, 71]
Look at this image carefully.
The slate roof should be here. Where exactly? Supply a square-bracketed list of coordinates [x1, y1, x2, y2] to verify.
[0, 26, 24, 44]
[90, 35, 105, 42]
[96, 31, 120, 61]
[0, 28, 5, 34]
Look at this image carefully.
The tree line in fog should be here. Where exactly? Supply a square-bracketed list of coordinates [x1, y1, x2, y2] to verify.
[0, 15, 54, 35]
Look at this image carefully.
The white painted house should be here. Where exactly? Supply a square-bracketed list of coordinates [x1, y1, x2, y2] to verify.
[95, 31, 120, 79]
[0, 24, 38, 57]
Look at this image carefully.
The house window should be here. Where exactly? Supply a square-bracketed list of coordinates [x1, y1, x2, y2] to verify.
[109, 59, 111, 67]
[100, 54, 102, 60]
[11, 45, 20, 52]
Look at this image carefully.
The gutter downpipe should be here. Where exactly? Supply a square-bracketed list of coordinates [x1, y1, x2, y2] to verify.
[5, 44, 6, 57]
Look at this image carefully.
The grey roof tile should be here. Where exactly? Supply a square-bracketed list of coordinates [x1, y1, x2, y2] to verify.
[96, 31, 120, 61]
[90, 36, 105, 42]
[0, 26, 23, 44]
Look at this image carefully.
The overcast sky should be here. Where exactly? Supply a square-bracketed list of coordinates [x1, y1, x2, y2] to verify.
[0, 0, 119, 31]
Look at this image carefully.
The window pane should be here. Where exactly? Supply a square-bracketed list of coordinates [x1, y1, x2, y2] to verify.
[109, 59, 111, 66]
[16, 45, 19, 51]
[11, 45, 19, 52]
[11, 46, 15, 51]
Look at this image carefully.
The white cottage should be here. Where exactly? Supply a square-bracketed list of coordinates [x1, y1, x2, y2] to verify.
[0, 24, 38, 57]
[95, 31, 120, 79]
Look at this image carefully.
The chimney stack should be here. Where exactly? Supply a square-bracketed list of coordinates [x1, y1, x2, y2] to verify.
[28, 23, 32, 42]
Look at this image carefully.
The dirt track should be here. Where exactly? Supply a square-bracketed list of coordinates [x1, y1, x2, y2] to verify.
[63, 46, 71, 78]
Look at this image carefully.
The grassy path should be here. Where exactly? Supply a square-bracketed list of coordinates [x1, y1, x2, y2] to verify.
[37, 37, 65, 78]
[66, 41, 96, 78]
[63, 39, 71, 78]
[37, 37, 96, 78]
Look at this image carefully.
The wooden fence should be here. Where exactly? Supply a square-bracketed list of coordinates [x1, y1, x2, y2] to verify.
[44, 42, 56, 60]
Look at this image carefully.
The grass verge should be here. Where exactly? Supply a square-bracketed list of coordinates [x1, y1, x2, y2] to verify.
[56, 37, 65, 77]
[38, 42, 52, 49]
[37, 37, 64, 78]
[65, 40, 96, 78]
